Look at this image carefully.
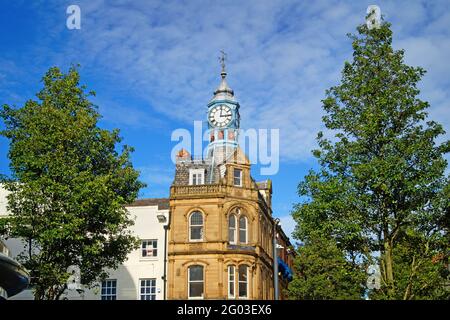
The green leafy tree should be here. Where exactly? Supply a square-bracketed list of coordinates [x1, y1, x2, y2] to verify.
[287, 235, 366, 300]
[0, 66, 145, 300]
[291, 21, 449, 300]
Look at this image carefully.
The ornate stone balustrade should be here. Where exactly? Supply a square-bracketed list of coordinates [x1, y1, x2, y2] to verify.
[170, 184, 226, 197]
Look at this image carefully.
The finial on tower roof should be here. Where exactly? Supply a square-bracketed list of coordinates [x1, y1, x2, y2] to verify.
[219, 50, 227, 79]
[211, 50, 234, 101]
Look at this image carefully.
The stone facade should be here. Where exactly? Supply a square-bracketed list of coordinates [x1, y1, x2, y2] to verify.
[167, 148, 276, 300]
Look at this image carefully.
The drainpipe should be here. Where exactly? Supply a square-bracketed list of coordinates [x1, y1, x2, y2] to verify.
[273, 218, 280, 300]
[158, 210, 170, 300]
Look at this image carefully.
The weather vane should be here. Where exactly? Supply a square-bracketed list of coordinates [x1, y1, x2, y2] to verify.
[219, 50, 227, 73]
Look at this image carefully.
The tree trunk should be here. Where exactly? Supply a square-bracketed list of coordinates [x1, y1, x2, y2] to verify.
[383, 239, 395, 297]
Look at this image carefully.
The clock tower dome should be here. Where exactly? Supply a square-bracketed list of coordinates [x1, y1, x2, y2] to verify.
[206, 52, 240, 165]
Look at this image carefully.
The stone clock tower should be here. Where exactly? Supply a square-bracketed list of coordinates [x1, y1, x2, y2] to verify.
[167, 56, 283, 300]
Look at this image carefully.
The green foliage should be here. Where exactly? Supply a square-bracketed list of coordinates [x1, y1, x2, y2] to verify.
[0, 66, 145, 300]
[370, 229, 449, 300]
[290, 22, 449, 300]
[288, 236, 366, 300]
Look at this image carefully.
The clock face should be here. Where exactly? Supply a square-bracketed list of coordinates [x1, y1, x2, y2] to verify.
[208, 104, 232, 128]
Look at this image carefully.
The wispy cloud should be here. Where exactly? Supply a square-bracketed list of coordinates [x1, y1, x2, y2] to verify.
[95, 98, 168, 130]
[3, 0, 449, 163]
[137, 165, 174, 198]
[279, 214, 296, 242]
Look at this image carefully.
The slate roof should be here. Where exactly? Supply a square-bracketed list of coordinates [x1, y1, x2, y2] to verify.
[172, 159, 223, 185]
[127, 198, 170, 210]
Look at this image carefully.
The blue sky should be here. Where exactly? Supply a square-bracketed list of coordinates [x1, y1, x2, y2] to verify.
[1, 0, 449, 241]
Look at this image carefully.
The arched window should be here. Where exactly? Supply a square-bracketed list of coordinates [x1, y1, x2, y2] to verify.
[238, 265, 248, 298]
[189, 211, 203, 241]
[188, 265, 204, 299]
[239, 216, 247, 244]
[228, 214, 236, 244]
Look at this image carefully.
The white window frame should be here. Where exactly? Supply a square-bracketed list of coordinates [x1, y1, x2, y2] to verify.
[238, 265, 249, 299]
[239, 216, 248, 244]
[141, 239, 158, 258]
[101, 279, 117, 300]
[139, 278, 156, 300]
[233, 168, 242, 187]
[189, 169, 205, 185]
[228, 265, 235, 299]
[228, 214, 237, 244]
[188, 265, 204, 299]
[189, 211, 204, 242]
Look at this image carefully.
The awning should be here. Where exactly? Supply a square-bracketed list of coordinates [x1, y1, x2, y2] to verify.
[0, 253, 30, 299]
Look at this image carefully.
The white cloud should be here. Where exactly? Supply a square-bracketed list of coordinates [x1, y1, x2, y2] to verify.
[278, 214, 296, 241]
[138, 166, 174, 186]
[7, 0, 450, 163]
[94, 98, 168, 130]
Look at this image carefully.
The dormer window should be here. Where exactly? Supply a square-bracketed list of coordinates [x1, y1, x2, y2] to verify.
[189, 169, 205, 185]
[233, 168, 242, 187]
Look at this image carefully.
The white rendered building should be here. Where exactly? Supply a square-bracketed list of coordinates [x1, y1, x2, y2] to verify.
[83, 199, 170, 300]
[0, 185, 170, 300]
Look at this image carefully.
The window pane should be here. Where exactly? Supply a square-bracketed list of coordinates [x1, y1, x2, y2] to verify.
[101, 279, 117, 300]
[239, 216, 246, 229]
[239, 282, 247, 297]
[234, 169, 242, 185]
[229, 215, 236, 243]
[239, 265, 247, 281]
[189, 282, 203, 298]
[239, 230, 246, 243]
[238, 265, 248, 297]
[190, 170, 205, 185]
[190, 212, 203, 225]
[239, 217, 247, 243]
[229, 228, 235, 243]
[139, 278, 156, 300]
[191, 226, 202, 240]
[190, 212, 203, 240]
[189, 266, 203, 281]
[141, 240, 158, 257]
[228, 266, 235, 297]
[229, 215, 235, 227]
